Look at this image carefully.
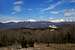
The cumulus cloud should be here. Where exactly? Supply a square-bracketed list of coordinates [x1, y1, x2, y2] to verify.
[41, 1, 62, 12]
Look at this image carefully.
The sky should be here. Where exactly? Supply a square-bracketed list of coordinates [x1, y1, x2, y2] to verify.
[0, 0, 75, 22]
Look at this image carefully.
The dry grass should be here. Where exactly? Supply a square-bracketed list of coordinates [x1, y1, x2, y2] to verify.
[0, 43, 75, 50]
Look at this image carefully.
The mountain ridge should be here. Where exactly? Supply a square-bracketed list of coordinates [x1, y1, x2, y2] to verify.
[0, 21, 66, 30]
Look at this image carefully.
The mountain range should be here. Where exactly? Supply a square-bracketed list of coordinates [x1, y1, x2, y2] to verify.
[0, 21, 65, 30]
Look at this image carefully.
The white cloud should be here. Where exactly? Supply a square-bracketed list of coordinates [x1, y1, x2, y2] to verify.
[2, 20, 23, 23]
[11, 1, 23, 15]
[14, 1, 23, 5]
[48, 19, 64, 22]
[64, 9, 75, 16]
[41, 1, 62, 12]
[50, 11, 60, 14]
[0, 16, 24, 23]
[11, 6, 21, 15]
[14, 6, 21, 12]
[49, 18, 54, 19]
[26, 19, 37, 22]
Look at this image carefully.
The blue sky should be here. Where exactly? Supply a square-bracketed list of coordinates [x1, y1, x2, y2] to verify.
[0, 0, 75, 22]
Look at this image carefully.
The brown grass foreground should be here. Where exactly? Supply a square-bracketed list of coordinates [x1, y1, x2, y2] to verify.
[0, 23, 75, 50]
[0, 43, 75, 50]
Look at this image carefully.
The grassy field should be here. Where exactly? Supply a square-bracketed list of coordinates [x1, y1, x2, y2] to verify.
[0, 43, 75, 50]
